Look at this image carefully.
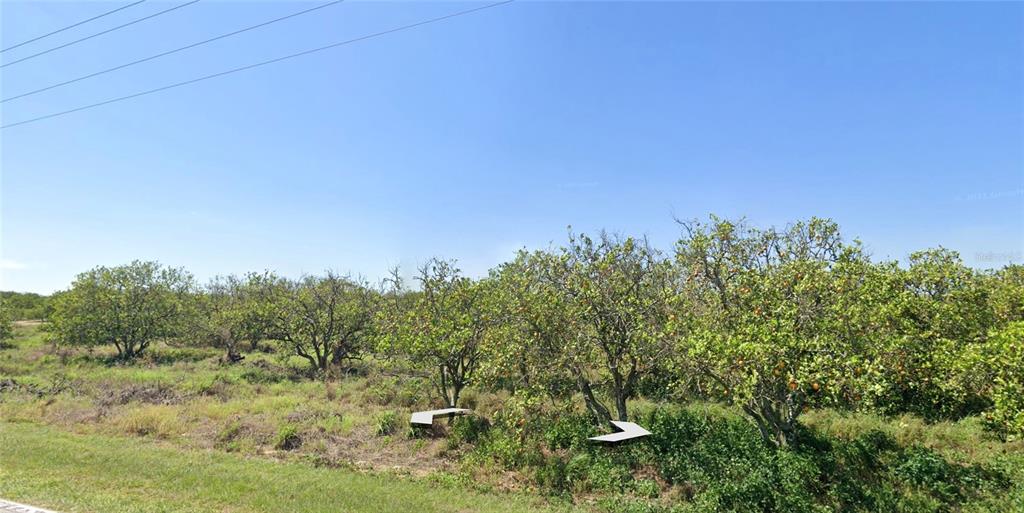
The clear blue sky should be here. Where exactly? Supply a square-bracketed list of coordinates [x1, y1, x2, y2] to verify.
[2, 1, 1022, 294]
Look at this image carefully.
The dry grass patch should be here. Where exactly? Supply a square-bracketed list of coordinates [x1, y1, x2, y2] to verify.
[113, 404, 185, 439]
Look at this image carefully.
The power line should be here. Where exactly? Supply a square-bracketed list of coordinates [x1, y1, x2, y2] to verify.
[3, 0, 345, 103]
[1, 1, 149, 53]
[1, 0, 202, 69]
[1, 0, 514, 130]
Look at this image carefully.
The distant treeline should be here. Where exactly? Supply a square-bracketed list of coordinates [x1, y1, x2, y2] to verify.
[0, 291, 51, 320]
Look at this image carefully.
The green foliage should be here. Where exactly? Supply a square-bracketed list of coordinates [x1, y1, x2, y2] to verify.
[448, 414, 490, 446]
[490, 231, 674, 425]
[892, 447, 1007, 505]
[674, 217, 870, 446]
[262, 271, 377, 373]
[274, 424, 302, 450]
[49, 261, 194, 359]
[988, 265, 1024, 324]
[958, 322, 1024, 438]
[373, 410, 399, 436]
[0, 290, 51, 320]
[516, 405, 1015, 512]
[239, 364, 289, 384]
[544, 413, 594, 451]
[862, 248, 997, 420]
[10, 215, 1024, 511]
[3, 319, 1022, 513]
[0, 307, 13, 346]
[188, 272, 279, 362]
[378, 259, 492, 408]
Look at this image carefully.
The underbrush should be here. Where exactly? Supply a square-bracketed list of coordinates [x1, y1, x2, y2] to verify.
[2, 325, 1022, 512]
[464, 405, 1022, 512]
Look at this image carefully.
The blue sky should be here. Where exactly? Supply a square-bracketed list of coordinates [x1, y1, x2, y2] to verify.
[2, 1, 1022, 293]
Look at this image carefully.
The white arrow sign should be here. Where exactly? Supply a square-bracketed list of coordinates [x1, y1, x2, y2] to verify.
[589, 420, 652, 443]
[410, 407, 471, 426]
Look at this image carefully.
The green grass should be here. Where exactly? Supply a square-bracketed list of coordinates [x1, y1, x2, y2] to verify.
[0, 421, 571, 513]
[4, 323, 1023, 512]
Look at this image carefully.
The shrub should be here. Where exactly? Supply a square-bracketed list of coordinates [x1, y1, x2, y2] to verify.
[564, 452, 632, 494]
[449, 414, 490, 446]
[893, 446, 1010, 505]
[544, 413, 593, 451]
[374, 410, 398, 436]
[632, 478, 660, 499]
[534, 455, 568, 495]
[470, 428, 537, 470]
[367, 376, 398, 405]
[240, 365, 287, 385]
[970, 322, 1024, 438]
[274, 424, 302, 450]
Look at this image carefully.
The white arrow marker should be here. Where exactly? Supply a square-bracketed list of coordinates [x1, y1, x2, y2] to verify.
[410, 407, 471, 426]
[589, 420, 652, 443]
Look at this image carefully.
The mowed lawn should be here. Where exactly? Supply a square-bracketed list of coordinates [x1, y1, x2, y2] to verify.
[0, 421, 568, 513]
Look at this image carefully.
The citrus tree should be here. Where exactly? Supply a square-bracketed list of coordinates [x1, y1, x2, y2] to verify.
[190, 272, 278, 362]
[861, 249, 994, 419]
[264, 271, 378, 373]
[379, 259, 493, 408]
[492, 232, 674, 425]
[674, 217, 870, 447]
[970, 322, 1024, 438]
[988, 264, 1024, 325]
[486, 250, 577, 401]
[49, 261, 194, 359]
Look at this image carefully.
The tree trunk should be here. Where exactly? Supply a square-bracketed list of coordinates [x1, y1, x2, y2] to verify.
[614, 391, 629, 422]
[577, 375, 611, 426]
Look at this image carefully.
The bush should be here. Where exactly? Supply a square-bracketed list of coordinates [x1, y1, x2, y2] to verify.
[470, 428, 538, 470]
[534, 455, 568, 495]
[449, 414, 490, 446]
[564, 452, 633, 494]
[373, 410, 398, 436]
[894, 447, 1010, 505]
[366, 376, 428, 408]
[974, 323, 1024, 438]
[544, 413, 594, 451]
[184, 372, 237, 398]
[274, 424, 302, 450]
[240, 364, 288, 385]
[468, 405, 1015, 512]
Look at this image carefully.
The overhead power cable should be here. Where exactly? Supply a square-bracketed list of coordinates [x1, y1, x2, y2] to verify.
[1, 0, 514, 130]
[1, 0, 202, 69]
[1, 1, 149, 53]
[3, 0, 345, 103]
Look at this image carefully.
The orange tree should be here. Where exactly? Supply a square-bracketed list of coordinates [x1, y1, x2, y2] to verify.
[378, 259, 494, 409]
[673, 217, 871, 447]
[0, 306, 12, 345]
[486, 249, 576, 400]
[262, 271, 378, 373]
[988, 264, 1024, 325]
[49, 261, 195, 360]
[188, 272, 279, 362]
[861, 249, 995, 419]
[490, 232, 674, 426]
[969, 322, 1024, 438]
